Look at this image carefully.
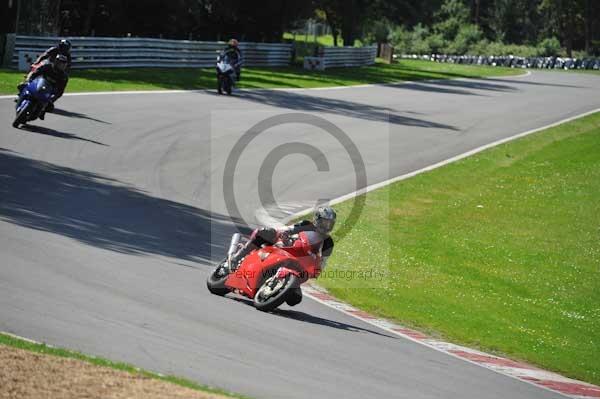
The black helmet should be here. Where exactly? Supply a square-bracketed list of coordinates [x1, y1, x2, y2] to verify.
[313, 206, 336, 235]
[59, 39, 71, 53]
[54, 54, 68, 71]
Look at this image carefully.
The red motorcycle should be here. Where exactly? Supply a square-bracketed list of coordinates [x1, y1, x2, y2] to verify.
[206, 232, 323, 311]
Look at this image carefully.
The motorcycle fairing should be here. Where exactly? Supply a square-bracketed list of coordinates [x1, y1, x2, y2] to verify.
[225, 245, 298, 298]
[223, 231, 323, 298]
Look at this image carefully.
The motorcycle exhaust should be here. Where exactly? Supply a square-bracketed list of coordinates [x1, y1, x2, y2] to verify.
[227, 233, 241, 258]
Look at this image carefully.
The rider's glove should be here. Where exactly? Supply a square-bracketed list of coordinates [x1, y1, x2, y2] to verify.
[278, 229, 290, 241]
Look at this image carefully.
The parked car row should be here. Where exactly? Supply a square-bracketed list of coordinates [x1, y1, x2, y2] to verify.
[400, 54, 600, 70]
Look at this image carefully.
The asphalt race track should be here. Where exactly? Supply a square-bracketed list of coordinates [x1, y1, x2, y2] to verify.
[1, 71, 599, 399]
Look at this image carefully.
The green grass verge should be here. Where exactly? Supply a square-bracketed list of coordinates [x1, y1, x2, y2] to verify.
[321, 112, 600, 385]
[0, 332, 250, 399]
[0, 59, 521, 95]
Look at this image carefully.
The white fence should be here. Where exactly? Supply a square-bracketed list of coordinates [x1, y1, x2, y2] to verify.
[304, 46, 377, 70]
[11, 35, 293, 70]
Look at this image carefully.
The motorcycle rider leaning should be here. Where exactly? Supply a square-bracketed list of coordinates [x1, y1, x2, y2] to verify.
[21, 39, 72, 84]
[229, 206, 336, 270]
[34, 39, 73, 71]
[227, 206, 336, 306]
[21, 54, 69, 119]
[223, 38, 243, 82]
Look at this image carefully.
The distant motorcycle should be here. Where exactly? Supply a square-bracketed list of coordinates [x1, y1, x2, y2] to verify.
[13, 76, 55, 128]
[207, 232, 323, 311]
[216, 52, 236, 95]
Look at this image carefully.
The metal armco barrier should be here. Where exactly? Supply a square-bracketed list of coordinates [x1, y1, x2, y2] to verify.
[400, 54, 600, 70]
[304, 46, 377, 70]
[11, 35, 293, 69]
[321, 46, 377, 68]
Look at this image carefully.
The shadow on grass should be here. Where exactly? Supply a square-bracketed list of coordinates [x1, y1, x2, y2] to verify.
[66, 63, 519, 93]
[70, 68, 215, 91]
[10, 62, 588, 97]
[0, 149, 244, 264]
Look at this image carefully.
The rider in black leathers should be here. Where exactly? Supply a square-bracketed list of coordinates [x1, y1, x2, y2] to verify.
[33, 39, 73, 70]
[229, 207, 336, 269]
[223, 38, 243, 82]
[21, 39, 72, 83]
[21, 54, 69, 119]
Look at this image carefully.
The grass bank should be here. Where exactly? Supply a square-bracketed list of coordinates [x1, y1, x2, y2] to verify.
[321, 112, 600, 385]
[0, 332, 249, 398]
[0, 59, 521, 95]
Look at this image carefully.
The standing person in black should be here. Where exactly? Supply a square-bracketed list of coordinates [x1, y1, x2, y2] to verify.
[223, 39, 243, 83]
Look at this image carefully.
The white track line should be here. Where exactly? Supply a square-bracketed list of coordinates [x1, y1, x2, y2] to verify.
[282, 107, 600, 223]
[0, 69, 532, 100]
[5, 68, 594, 397]
[1, 331, 44, 345]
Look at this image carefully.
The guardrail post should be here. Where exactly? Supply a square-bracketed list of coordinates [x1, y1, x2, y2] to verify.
[380, 44, 394, 64]
[304, 56, 325, 70]
[18, 50, 37, 71]
[2, 33, 15, 67]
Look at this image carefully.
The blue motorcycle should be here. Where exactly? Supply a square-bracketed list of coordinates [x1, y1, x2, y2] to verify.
[13, 76, 55, 128]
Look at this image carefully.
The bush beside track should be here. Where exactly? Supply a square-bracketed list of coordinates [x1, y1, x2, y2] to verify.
[0, 59, 521, 95]
[321, 112, 600, 385]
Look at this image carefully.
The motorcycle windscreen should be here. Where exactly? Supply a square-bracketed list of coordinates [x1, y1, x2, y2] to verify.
[217, 62, 233, 73]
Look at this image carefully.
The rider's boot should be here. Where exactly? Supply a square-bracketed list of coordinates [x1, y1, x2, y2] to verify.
[286, 287, 303, 306]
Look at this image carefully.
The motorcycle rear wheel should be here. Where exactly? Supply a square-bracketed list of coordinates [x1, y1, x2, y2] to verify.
[206, 260, 231, 296]
[254, 274, 300, 312]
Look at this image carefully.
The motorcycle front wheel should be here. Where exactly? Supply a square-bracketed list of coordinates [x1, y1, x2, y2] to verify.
[206, 260, 231, 296]
[13, 101, 32, 128]
[254, 274, 300, 312]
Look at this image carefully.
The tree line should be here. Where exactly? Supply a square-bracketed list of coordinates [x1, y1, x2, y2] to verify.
[11, 0, 600, 56]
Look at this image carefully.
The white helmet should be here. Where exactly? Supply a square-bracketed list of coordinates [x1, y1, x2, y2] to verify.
[313, 206, 336, 235]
